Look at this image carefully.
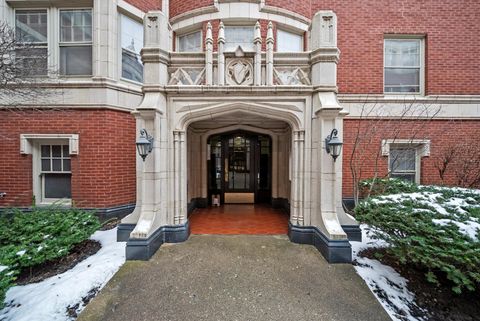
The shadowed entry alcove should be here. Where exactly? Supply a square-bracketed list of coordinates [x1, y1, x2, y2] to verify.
[208, 131, 271, 205]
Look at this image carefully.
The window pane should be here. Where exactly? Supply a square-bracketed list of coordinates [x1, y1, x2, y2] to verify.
[44, 174, 71, 198]
[121, 15, 144, 55]
[41, 145, 50, 157]
[41, 159, 50, 171]
[51, 145, 61, 157]
[178, 31, 202, 52]
[15, 10, 48, 43]
[225, 26, 254, 51]
[121, 14, 144, 82]
[391, 173, 416, 183]
[122, 50, 143, 82]
[385, 68, 420, 93]
[63, 159, 71, 172]
[385, 40, 420, 67]
[62, 145, 69, 157]
[60, 46, 92, 75]
[390, 148, 416, 171]
[52, 159, 62, 171]
[277, 29, 303, 52]
[15, 48, 48, 76]
[60, 10, 92, 43]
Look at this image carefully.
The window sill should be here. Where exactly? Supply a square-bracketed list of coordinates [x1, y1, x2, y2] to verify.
[120, 77, 143, 86]
[37, 199, 72, 207]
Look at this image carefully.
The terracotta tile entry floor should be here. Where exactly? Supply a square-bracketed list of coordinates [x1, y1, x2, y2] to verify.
[189, 204, 289, 235]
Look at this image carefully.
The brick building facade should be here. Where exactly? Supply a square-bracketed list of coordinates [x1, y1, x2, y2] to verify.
[0, 0, 478, 262]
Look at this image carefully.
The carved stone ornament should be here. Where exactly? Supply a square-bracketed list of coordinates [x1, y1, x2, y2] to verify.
[226, 58, 254, 86]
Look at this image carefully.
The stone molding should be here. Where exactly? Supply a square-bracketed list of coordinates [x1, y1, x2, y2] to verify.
[20, 133, 79, 155]
[381, 139, 431, 157]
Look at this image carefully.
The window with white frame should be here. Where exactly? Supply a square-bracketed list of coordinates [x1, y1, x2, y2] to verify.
[40, 144, 72, 201]
[121, 14, 143, 82]
[59, 9, 92, 75]
[15, 9, 48, 76]
[224, 26, 254, 51]
[277, 29, 303, 52]
[177, 30, 202, 52]
[389, 147, 417, 182]
[384, 38, 423, 93]
[382, 139, 430, 184]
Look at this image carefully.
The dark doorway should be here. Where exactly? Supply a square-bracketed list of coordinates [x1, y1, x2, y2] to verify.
[208, 131, 271, 204]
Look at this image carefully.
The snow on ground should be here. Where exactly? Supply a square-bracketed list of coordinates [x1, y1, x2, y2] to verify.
[0, 228, 126, 321]
[351, 225, 427, 321]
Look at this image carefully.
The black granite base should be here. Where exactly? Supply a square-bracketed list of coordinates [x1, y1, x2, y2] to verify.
[0, 203, 135, 222]
[288, 223, 352, 263]
[341, 225, 362, 242]
[125, 221, 190, 260]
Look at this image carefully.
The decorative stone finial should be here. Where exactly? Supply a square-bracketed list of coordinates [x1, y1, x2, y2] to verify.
[218, 21, 225, 44]
[206, 22, 213, 45]
[254, 21, 262, 44]
[266, 21, 274, 44]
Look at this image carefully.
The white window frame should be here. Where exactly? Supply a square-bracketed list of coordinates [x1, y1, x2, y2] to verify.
[119, 12, 144, 84]
[383, 36, 425, 96]
[20, 134, 79, 206]
[58, 7, 93, 77]
[382, 139, 430, 183]
[13, 8, 49, 76]
[39, 144, 72, 204]
[176, 29, 202, 52]
[276, 28, 304, 52]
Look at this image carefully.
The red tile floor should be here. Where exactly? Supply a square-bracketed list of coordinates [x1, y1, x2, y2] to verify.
[189, 204, 289, 235]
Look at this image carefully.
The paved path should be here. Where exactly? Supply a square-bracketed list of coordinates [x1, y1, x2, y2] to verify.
[78, 235, 390, 321]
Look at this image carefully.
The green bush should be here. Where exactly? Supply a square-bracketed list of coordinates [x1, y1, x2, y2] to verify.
[359, 177, 420, 196]
[355, 184, 480, 294]
[0, 206, 100, 308]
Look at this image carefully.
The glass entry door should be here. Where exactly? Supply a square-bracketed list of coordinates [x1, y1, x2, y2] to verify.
[208, 131, 271, 204]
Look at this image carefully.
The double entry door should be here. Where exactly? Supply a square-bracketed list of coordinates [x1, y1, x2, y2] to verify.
[208, 131, 271, 204]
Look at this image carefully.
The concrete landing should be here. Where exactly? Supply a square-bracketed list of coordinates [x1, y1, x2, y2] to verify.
[78, 235, 390, 321]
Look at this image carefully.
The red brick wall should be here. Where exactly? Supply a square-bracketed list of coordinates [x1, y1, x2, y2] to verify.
[0, 109, 136, 208]
[313, 0, 480, 95]
[125, 0, 161, 12]
[170, 0, 212, 18]
[169, 0, 480, 95]
[342, 119, 480, 198]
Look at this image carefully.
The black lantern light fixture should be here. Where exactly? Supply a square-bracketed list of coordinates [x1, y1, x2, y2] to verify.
[136, 129, 153, 161]
[325, 128, 343, 162]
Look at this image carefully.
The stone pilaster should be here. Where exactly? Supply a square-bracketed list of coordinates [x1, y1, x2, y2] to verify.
[205, 22, 213, 85]
[266, 22, 274, 86]
[217, 22, 225, 86]
[254, 21, 262, 86]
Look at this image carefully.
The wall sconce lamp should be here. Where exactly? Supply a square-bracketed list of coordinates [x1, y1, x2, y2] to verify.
[136, 129, 153, 162]
[325, 128, 343, 162]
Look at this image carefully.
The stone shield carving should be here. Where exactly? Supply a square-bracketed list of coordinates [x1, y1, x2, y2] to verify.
[226, 58, 254, 86]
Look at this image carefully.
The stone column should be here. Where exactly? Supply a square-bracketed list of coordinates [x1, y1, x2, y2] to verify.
[93, 0, 117, 80]
[266, 22, 274, 85]
[205, 22, 213, 85]
[217, 22, 225, 86]
[118, 12, 189, 261]
[254, 21, 262, 86]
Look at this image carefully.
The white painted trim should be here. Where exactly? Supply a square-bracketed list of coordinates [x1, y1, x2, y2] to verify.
[117, 0, 145, 20]
[20, 133, 79, 155]
[382, 139, 430, 184]
[171, 2, 309, 34]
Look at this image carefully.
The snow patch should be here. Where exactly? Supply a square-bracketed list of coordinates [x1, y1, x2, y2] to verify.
[0, 228, 126, 321]
[0, 266, 7, 274]
[15, 250, 26, 257]
[352, 225, 427, 321]
[432, 219, 480, 241]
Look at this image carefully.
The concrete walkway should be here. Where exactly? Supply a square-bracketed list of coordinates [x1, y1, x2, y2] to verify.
[78, 235, 390, 321]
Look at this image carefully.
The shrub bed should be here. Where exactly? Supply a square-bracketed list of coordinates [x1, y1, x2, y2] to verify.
[0, 206, 100, 308]
[355, 179, 480, 294]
